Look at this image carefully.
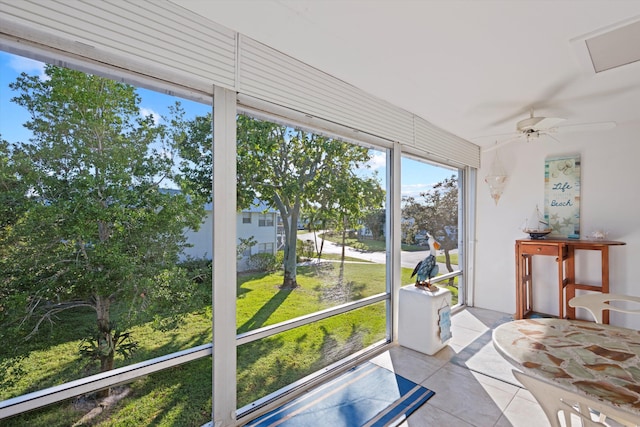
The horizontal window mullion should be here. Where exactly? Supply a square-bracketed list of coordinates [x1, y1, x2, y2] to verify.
[236, 293, 389, 346]
[236, 339, 390, 420]
[430, 270, 462, 284]
[0, 344, 212, 420]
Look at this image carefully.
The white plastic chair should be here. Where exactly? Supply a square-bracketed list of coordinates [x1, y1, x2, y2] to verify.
[568, 293, 640, 324]
[513, 370, 640, 427]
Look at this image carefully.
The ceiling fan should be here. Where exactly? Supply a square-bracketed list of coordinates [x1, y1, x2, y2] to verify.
[481, 109, 616, 152]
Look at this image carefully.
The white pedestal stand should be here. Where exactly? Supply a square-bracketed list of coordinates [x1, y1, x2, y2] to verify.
[398, 285, 452, 355]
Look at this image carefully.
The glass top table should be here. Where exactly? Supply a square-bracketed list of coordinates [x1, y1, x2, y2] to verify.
[493, 318, 640, 421]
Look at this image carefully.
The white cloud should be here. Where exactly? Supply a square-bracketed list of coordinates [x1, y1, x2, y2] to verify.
[401, 182, 437, 198]
[140, 107, 162, 125]
[367, 152, 386, 170]
[9, 55, 47, 80]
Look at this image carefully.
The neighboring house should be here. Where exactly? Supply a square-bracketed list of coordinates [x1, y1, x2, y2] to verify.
[236, 200, 282, 271]
[181, 198, 281, 271]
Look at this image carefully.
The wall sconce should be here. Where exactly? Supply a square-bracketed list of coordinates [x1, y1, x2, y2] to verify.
[484, 149, 507, 205]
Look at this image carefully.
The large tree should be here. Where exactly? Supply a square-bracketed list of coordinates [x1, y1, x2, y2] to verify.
[1, 66, 204, 388]
[0, 137, 30, 232]
[317, 163, 385, 284]
[361, 209, 386, 241]
[176, 114, 384, 289]
[402, 175, 458, 284]
[0, 136, 32, 359]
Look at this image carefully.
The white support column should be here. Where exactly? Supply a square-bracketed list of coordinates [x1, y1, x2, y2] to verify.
[212, 86, 237, 426]
[389, 142, 402, 341]
[463, 166, 477, 307]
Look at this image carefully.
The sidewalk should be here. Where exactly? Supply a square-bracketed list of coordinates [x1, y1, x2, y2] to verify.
[297, 232, 456, 270]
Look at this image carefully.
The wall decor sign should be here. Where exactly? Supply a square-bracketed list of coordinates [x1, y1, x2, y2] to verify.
[544, 155, 581, 239]
[438, 304, 452, 343]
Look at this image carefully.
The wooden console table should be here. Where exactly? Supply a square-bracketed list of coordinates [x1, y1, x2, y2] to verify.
[515, 238, 625, 323]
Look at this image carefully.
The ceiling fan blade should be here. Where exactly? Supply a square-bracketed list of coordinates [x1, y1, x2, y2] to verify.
[555, 121, 617, 133]
[534, 117, 566, 130]
[541, 132, 562, 143]
[487, 106, 533, 127]
[480, 76, 577, 126]
[556, 85, 640, 105]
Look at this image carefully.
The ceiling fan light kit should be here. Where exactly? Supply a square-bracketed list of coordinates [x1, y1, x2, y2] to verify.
[516, 115, 566, 133]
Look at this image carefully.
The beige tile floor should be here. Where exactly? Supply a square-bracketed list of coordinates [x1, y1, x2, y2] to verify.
[369, 307, 553, 427]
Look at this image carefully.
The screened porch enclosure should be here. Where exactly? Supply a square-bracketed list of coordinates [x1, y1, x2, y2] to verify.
[0, 2, 479, 425]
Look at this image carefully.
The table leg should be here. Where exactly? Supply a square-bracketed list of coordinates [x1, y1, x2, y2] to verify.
[526, 255, 532, 315]
[565, 246, 575, 320]
[602, 246, 610, 324]
[515, 244, 522, 319]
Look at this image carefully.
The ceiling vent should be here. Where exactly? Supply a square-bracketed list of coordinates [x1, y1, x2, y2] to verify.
[572, 17, 640, 73]
[586, 19, 640, 72]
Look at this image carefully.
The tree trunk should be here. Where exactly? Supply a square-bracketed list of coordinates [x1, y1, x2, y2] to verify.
[339, 215, 347, 285]
[444, 249, 455, 287]
[318, 234, 325, 260]
[313, 229, 319, 257]
[281, 210, 299, 289]
[96, 295, 114, 398]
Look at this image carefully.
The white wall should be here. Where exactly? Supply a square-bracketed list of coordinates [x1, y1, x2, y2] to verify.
[182, 211, 214, 260]
[182, 211, 278, 263]
[237, 213, 277, 248]
[474, 123, 640, 329]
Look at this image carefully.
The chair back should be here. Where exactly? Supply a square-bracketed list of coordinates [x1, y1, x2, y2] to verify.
[513, 370, 639, 426]
[568, 293, 640, 324]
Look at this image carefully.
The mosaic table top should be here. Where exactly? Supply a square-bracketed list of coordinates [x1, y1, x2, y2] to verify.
[493, 318, 640, 417]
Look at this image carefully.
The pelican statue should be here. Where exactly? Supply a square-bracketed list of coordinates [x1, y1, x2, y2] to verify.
[411, 233, 440, 290]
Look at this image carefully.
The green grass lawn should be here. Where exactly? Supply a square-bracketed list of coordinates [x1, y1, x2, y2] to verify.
[317, 253, 373, 262]
[437, 253, 458, 265]
[2, 261, 458, 426]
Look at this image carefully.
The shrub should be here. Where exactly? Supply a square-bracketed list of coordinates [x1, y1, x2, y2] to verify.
[247, 253, 279, 272]
[178, 258, 212, 284]
[297, 239, 315, 259]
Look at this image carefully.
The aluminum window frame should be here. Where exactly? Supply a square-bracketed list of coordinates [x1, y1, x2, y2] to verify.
[0, 39, 476, 425]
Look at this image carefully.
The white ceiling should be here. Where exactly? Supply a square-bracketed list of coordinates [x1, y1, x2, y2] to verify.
[178, 0, 640, 150]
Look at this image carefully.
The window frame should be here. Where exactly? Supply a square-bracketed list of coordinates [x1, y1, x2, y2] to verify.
[257, 242, 274, 253]
[257, 213, 273, 227]
[0, 46, 476, 426]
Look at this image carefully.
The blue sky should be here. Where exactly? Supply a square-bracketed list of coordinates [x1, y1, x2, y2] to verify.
[0, 51, 454, 198]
